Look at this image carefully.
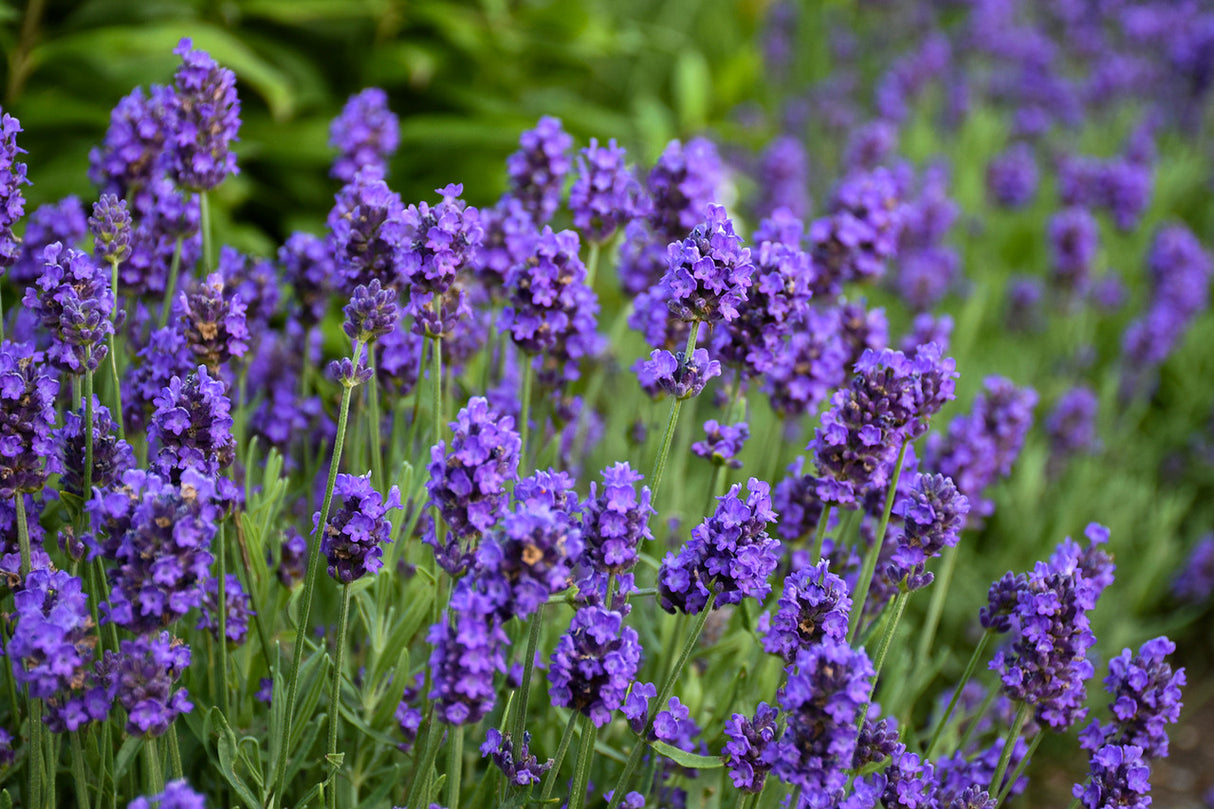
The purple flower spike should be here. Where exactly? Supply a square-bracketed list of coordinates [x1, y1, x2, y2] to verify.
[759, 559, 851, 663]
[692, 420, 749, 469]
[1049, 207, 1099, 298]
[507, 116, 572, 225]
[1080, 636, 1184, 761]
[98, 631, 193, 737]
[280, 232, 338, 327]
[401, 183, 482, 305]
[329, 87, 399, 182]
[0, 110, 30, 268]
[54, 398, 135, 499]
[500, 226, 597, 361]
[723, 703, 782, 793]
[128, 779, 207, 809]
[317, 473, 402, 583]
[757, 308, 849, 420]
[476, 494, 582, 620]
[581, 462, 654, 576]
[480, 728, 552, 787]
[658, 477, 779, 614]
[662, 204, 754, 324]
[23, 242, 115, 373]
[167, 38, 240, 191]
[810, 167, 904, 297]
[11, 197, 89, 287]
[88, 86, 173, 202]
[755, 135, 811, 220]
[986, 143, 1038, 208]
[149, 365, 236, 481]
[343, 279, 399, 344]
[548, 604, 642, 728]
[327, 167, 407, 290]
[570, 137, 647, 243]
[888, 473, 970, 588]
[1, 340, 63, 497]
[646, 137, 723, 240]
[174, 273, 250, 370]
[90, 193, 134, 267]
[428, 576, 508, 725]
[1073, 745, 1152, 809]
[635, 347, 722, 401]
[197, 573, 253, 645]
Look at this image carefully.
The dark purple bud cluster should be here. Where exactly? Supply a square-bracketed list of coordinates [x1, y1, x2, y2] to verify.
[216, 246, 280, 338]
[758, 559, 851, 663]
[662, 205, 754, 324]
[149, 366, 236, 481]
[635, 347, 722, 401]
[0, 340, 62, 496]
[174, 273, 250, 370]
[570, 138, 647, 243]
[329, 87, 399, 183]
[809, 167, 904, 297]
[1048, 207, 1099, 298]
[11, 197, 88, 286]
[771, 457, 826, 544]
[0, 109, 29, 267]
[9, 568, 111, 732]
[89, 193, 133, 267]
[645, 137, 723, 240]
[97, 631, 192, 737]
[327, 168, 407, 290]
[888, 473, 970, 584]
[507, 116, 572, 225]
[197, 573, 253, 645]
[122, 326, 193, 434]
[723, 703, 782, 793]
[691, 419, 749, 469]
[317, 473, 402, 584]
[479, 728, 552, 787]
[1080, 636, 1184, 761]
[401, 183, 482, 320]
[1073, 745, 1151, 809]
[342, 279, 399, 344]
[758, 307, 849, 420]
[23, 242, 115, 373]
[54, 398, 135, 499]
[279, 232, 338, 327]
[166, 38, 240, 191]
[658, 478, 779, 614]
[580, 462, 653, 576]
[548, 604, 642, 728]
[425, 396, 522, 575]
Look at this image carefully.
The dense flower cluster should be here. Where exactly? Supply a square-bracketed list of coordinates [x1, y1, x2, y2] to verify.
[662, 205, 753, 324]
[90, 193, 133, 267]
[166, 38, 240, 191]
[197, 573, 252, 645]
[0, 340, 62, 496]
[888, 473, 970, 582]
[149, 365, 236, 483]
[500, 227, 595, 356]
[810, 167, 904, 297]
[22, 242, 115, 373]
[691, 419, 749, 468]
[480, 728, 552, 787]
[722, 703, 782, 793]
[98, 631, 192, 737]
[658, 478, 779, 614]
[635, 347, 722, 401]
[427, 575, 508, 725]
[570, 138, 646, 243]
[759, 560, 852, 663]
[317, 473, 402, 583]
[477, 492, 582, 619]
[1073, 745, 1151, 809]
[0, 109, 28, 267]
[174, 273, 249, 370]
[329, 87, 399, 182]
[507, 116, 572, 225]
[549, 605, 642, 727]
[327, 168, 407, 289]
[54, 399, 135, 499]
[759, 307, 849, 419]
[342, 279, 398, 344]
[580, 462, 653, 576]
[401, 183, 482, 319]
[1080, 636, 1184, 760]
[128, 780, 207, 809]
[645, 137, 723, 240]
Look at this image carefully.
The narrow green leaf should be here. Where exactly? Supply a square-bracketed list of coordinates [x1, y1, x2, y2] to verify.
[211, 708, 263, 809]
[649, 740, 724, 770]
[113, 736, 144, 781]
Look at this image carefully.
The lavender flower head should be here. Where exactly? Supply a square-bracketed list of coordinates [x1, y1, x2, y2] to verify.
[480, 728, 552, 787]
[174, 273, 249, 370]
[692, 419, 749, 469]
[22, 242, 115, 373]
[636, 347, 722, 401]
[888, 473, 970, 587]
[1073, 745, 1151, 809]
[54, 398, 135, 499]
[98, 631, 192, 737]
[1173, 535, 1214, 603]
[401, 184, 482, 315]
[280, 231, 337, 327]
[343, 279, 399, 344]
[0, 109, 29, 267]
[662, 204, 754, 324]
[1, 340, 63, 496]
[476, 493, 582, 620]
[427, 576, 508, 725]
[759, 559, 852, 663]
[507, 116, 572, 225]
[570, 137, 647, 243]
[90, 193, 133, 267]
[500, 226, 590, 353]
[723, 702, 782, 793]
[757, 307, 849, 420]
[167, 38, 240, 191]
[327, 167, 406, 289]
[646, 137, 723, 240]
[317, 473, 402, 583]
[1047, 386, 1100, 468]
[548, 604, 642, 727]
[1080, 636, 1184, 760]
[810, 167, 904, 297]
[88, 85, 173, 201]
[986, 143, 1038, 208]
[197, 574, 252, 645]
[658, 477, 779, 614]
[755, 135, 811, 220]
[128, 780, 207, 809]
[1049, 207, 1099, 298]
[426, 397, 522, 575]
[329, 87, 399, 182]
[11, 196, 89, 286]
[149, 365, 236, 480]
[581, 462, 654, 576]
[9, 568, 111, 732]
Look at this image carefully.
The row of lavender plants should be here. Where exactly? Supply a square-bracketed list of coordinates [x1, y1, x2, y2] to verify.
[1, 1, 1209, 805]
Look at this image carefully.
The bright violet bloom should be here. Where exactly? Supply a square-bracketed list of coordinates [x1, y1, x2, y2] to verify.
[23, 241, 115, 373]
[427, 575, 508, 725]
[149, 366, 236, 482]
[401, 183, 483, 330]
[570, 137, 647, 243]
[174, 273, 250, 370]
[580, 462, 654, 576]
[759, 559, 852, 663]
[1080, 636, 1184, 760]
[197, 573, 252, 645]
[166, 38, 240, 191]
[480, 728, 552, 787]
[1073, 744, 1152, 809]
[692, 420, 749, 469]
[548, 604, 642, 728]
[723, 702, 782, 793]
[342, 278, 399, 344]
[10, 196, 88, 286]
[98, 631, 193, 737]
[128, 779, 207, 809]
[507, 115, 572, 225]
[317, 472, 402, 583]
[0, 109, 29, 268]
[646, 137, 723, 240]
[635, 347, 722, 401]
[327, 167, 407, 290]
[54, 398, 135, 499]
[329, 87, 399, 182]
[661, 204, 754, 324]
[0, 339, 62, 496]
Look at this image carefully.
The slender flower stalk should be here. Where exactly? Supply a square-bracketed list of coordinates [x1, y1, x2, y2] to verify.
[569, 716, 597, 809]
[539, 711, 579, 802]
[990, 702, 1031, 797]
[917, 543, 960, 668]
[446, 724, 465, 808]
[217, 522, 229, 717]
[848, 439, 910, 641]
[158, 237, 184, 328]
[327, 583, 352, 809]
[649, 320, 700, 499]
[811, 504, 834, 565]
[924, 629, 995, 758]
[511, 605, 545, 744]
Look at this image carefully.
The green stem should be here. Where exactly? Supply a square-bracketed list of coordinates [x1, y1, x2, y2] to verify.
[864, 590, 910, 710]
[848, 440, 910, 643]
[327, 583, 353, 809]
[107, 333, 125, 440]
[445, 723, 464, 809]
[271, 346, 361, 803]
[585, 241, 602, 289]
[217, 521, 230, 718]
[539, 710, 579, 802]
[15, 477, 33, 580]
[996, 730, 1042, 807]
[511, 606, 544, 743]
[144, 736, 164, 796]
[810, 504, 834, 565]
[518, 357, 534, 467]
[70, 732, 90, 809]
[407, 339, 428, 458]
[568, 715, 598, 809]
[167, 725, 183, 780]
[916, 542, 961, 668]
[923, 630, 993, 759]
[605, 592, 717, 809]
[989, 703, 1030, 798]
[431, 316, 444, 446]
[28, 696, 43, 809]
[366, 351, 385, 491]
[200, 190, 214, 274]
[404, 712, 443, 809]
[158, 237, 184, 328]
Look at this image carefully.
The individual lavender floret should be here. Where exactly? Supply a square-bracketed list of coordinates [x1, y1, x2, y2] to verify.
[757, 307, 849, 420]
[480, 728, 552, 787]
[507, 116, 572, 225]
[773, 639, 874, 800]
[279, 232, 337, 327]
[342, 279, 398, 344]
[149, 366, 236, 479]
[9, 568, 111, 732]
[662, 204, 754, 324]
[0, 339, 62, 496]
[570, 137, 647, 243]
[425, 397, 522, 575]
[197, 574, 252, 644]
[889, 473, 970, 577]
[476, 497, 582, 620]
[723, 703, 782, 793]
[23, 241, 115, 373]
[174, 273, 249, 370]
[548, 604, 642, 728]
[329, 87, 399, 182]
[0, 110, 29, 267]
[128, 779, 207, 809]
[428, 575, 508, 725]
[317, 473, 402, 584]
[646, 137, 723, 240]
[581, 462, 654, 576]
[500, 226, 592, 353]
[90, 193, 134, 267]
[327, 167, 407, 289]
[1048, 207, 1099, 298]
[692, 420, 749, 469]
[1080, 636, 1184, 760]
[635, 347, 722, 401]
[653, 696, 702, 749]
[473, 196, 538, 289]
[10, 196, 89, 285]
[810, 167, 904, 297]
[98, 631, 192, 737]
[401, 183, 482, 311]
[658, 478, 779, 614]
[755, 135, 811, 220]
[166, 38, 240, 191]
[54, 398, 135, 499]
[759, 559, 851, 663]
[1173, 535, 1214, 603]
[216, 247, 280, 338]
[986, 143, 1038, 208]
[1073, 745, 1152, 809]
